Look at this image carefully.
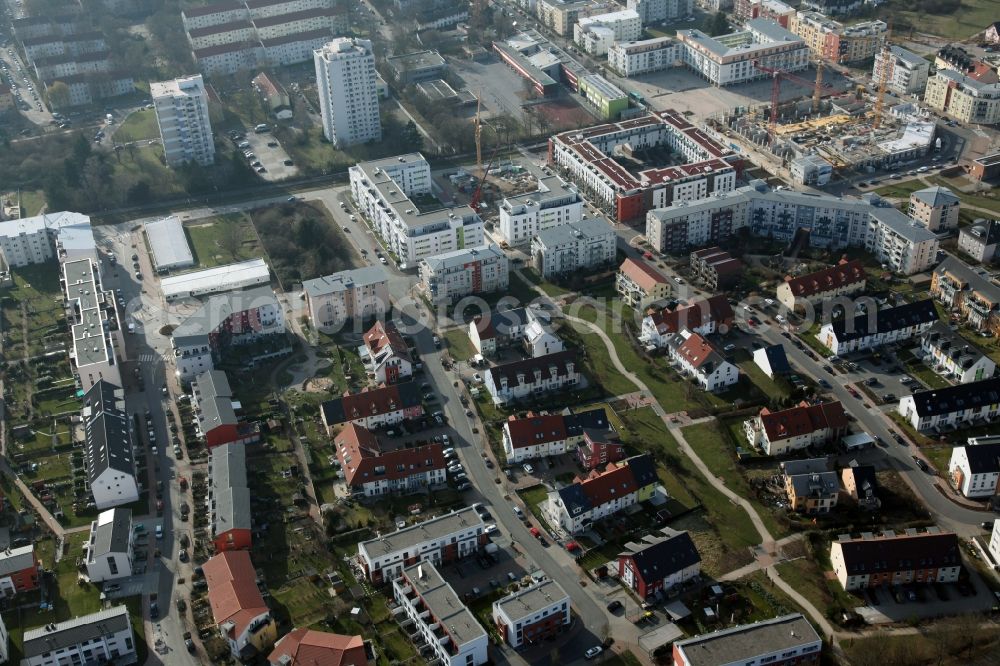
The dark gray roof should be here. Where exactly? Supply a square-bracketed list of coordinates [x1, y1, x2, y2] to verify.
[958, 443, 1000, 474]
[828, 299, 938, 343]
[761, 344, 791, 374]
[921, 321, 989, 371]
[23, 605, 132, 657]
[620, 530, 701, 583]
[194, 370, 238, 429]
[674, 613, 820, 666]
[908, 376, 1000, 417]
[210, 443, 251, 536]
[962, 219, 1000, 246]
[91, 508, 132, 558]
[82, 380, 135, 484]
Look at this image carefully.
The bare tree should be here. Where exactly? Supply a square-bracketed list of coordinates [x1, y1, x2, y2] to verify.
[219, 221, 244, 261]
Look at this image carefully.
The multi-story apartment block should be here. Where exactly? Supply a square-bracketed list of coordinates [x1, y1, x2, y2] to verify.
[627, 0, 692, 25]
[349, 154, 483, 264]
[818, 299, 938, 355]
[546, 454, 658, 534]
[335, 423, 446, 498]
[665, 329, 739, 392]
[484, 350, 580, 406]
[209, 442, 253, 552]
[263, 28, 334, 67]
[358, 508, 485, 584]
[193, 41, 262, 76]
[83, 380, 139, 510]
[392, 562, 488, 666]
[925, 70, 1000, 125]
[32, 50, 111, 80]
[790, 12, 886, 63]
[920, 322, 996, 384]
[776, 258, 867, 312]
[21, 606, 136, 666]
[193, 370, 261, 448]
[531, 218, 616, 279]
[535, 0, 592, 36]
[948, 436, 1000, 498]
[639, 295, 734, 348]
[899, 376, 1000, 432]
[0, 545, 40, 597]
[549, 110, 740, 223]
[958, 219, 1000, 264]
[733, 0, 795, 27]
[492, 579, 571, 648]
[171, 286, 287, 381]
[251, 7, 344, 40]
[830, 529, 961, 591]
[864, 206, 939, 275]
[419, 244, 510, 304]
[314, 38, 381, 147]
[47, 72, 135, 109]
[187, 19, 256, 50]
[873, 45, 930, 96]
[205, 550, 278, 659]
[931, 256, 1000, 334]
[618, 529, 701, 600]
[784, 469, 840, 514]
[62, 256, 124, 392]
[689, 246, 742, 290]
[498, 174, 583, 246]
[607, 36, 680, 76]
[151, 74, 215, 168]
[84, 508, 134, 583]
[302, 266, 389, 332]
[181, 1, 248, 31]
[616, 257, 671, 309]
[320, 382, 423, 431]
[744, 400, 849, 456]
[0, 210, 93, 266]
[675, 19, 809, 86]
[469, 307, 545, 356]
[22, 31, 106, 60]
[361, 320, 412, 385]
[672, 614, 821, 666]
[909, 185, 960, 232]
[574, 9, 642, 56]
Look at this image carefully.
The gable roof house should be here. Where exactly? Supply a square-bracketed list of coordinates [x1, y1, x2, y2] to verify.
[829, 529, 961, 591]
[209, 442, 253, 552]
[639, 295, 735, 348]
[82, 380, 138, 510]
[192, 370, 261, 448]
[818, 299, 938, 355]
[360, 320, 413, 385]
[204, 550, 278, 660]
[545, 454, 658, 534]
[501, 407, 615, 464]
[920, 321, 996, 384]
[841, 463, 880, 511]
[484, 349, 579, 406]
[267, 629, 373, 666]
[947, 436, 1000, 498]
[616, 257, 671, 309]
[335, 423, 446, 497]
[665, 330, 739, 392]
[898, 376, 1000, 432]
[744, 400, 849, 456]
[752, 344, 792, 379]
[776, 258, 867, 311]
[617, 529, 701, 600]
[320, 381, 424, 431]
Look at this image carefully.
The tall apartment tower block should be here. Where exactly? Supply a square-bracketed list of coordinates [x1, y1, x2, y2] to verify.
[150, 74, 216, 168]
[314, 38, 381, 148]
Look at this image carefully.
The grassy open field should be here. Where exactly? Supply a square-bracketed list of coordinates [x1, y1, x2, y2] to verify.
[883, 0, 1000, 41]
[114, 109, 161, 142]
[443, 327, 476, 361]
[184, 214, 263, 268]
[16, 190, 46, 216]
[876, 176, 1000, 218]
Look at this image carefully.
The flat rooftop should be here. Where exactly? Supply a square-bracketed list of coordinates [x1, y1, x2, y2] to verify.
[400, 561, 486, 650]
[674, 613, 821, 666]
[359, 508, 483, 559]
[144, 216, 195, 270]
[160, 258, 270, 299]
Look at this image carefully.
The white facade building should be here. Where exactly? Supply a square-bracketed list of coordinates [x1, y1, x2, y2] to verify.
[151, 74, 215, 168]
[21, 606, 135, 666]
[574, 9, 642, 56]
[948, 437, 1000, 499]
[818, 299, 938, 356]
[484, 350, 579, 406]
[627, 0, 692, 25]
[608, 36, 679, 76]
[743, 400, 848, 456]
[419, 244, 509, 304]
[873, 45, 930, 96]
[899, 376, 1000, 432]
[301, 266, 389, 331]
[84, 508, 134, 583]
[498, 174, 583, 246]
[358, 508, 484, 583]
[83, 381, 139, 510]
[392, 562, 488, 666]
[314, 38, 381, 148]
[0, 210, 92, 267]
[675, 19, 809, 87]
[492, 579, 571, 648]
[530, 218, 616, 279]
[920, 322, 996, 384]
[545, 454, 657, 534]
[349, 154, 484, 264]
[665, 330, 738, 392]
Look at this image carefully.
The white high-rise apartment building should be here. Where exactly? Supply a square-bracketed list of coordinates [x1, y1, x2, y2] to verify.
[150, 74, 215, 167]
[314, 37, 381, 147]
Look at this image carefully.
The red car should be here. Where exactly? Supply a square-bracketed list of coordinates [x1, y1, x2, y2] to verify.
[530, 527, 541, 538]
[643, 251, 654, 260]
[565, 541, 580, 552]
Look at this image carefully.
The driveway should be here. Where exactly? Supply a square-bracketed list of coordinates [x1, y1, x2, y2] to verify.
[242, 131, 299, 181]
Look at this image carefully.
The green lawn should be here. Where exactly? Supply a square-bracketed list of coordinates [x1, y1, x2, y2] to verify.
[184, 214, 263, 268]
[114, 109, 160, 142]
[873, 179, 927, 200]
[17, 189, 45, 216]
[737, 358, 793, 400]
[775, 557, 860, 617]
[876, 176, 1000, 218]
[923, 445, 953, 476]
[898, 349, 950, 390]
[680, 421, 790, 540]
[443, 327, 475, 361]
[882, 0, 1000, 41]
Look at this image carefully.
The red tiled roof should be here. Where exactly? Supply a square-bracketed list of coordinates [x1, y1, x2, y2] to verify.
[579, 462, 637, 506]
[674, 332, 718, 369]
[759, 400, 848, 442]
[784, 259, 866, 298]
[268, 629, 367, 666]
[504, 414, 569, 449]
[648, 295, 734, 335]
[619, 258, 668, 293]
[363, 320, 411, 362]
[204, 551, 268, 639]
[321, 382, 423, 425]
[335, 423, 445, 488]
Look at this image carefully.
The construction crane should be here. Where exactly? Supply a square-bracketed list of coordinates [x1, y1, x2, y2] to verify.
[754, 61, 833, 141]
[471, 143, 500, 212]
[474, 94, 483, 177]
[812, 60, 824, 115]
[873, 21, 893, 130]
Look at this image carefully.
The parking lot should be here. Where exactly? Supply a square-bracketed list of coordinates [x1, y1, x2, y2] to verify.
[855, 578, 996, 623]
[235, 129, 299, 181]
[450, 58, 528, 120]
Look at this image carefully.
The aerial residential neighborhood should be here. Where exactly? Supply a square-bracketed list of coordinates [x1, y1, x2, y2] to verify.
[3, 0, 1000, 664]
